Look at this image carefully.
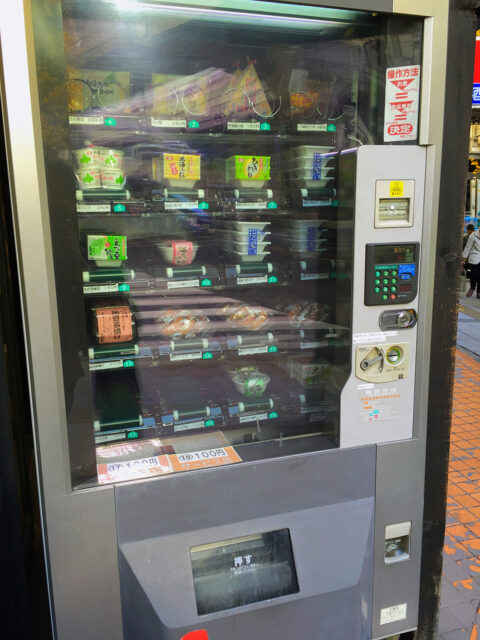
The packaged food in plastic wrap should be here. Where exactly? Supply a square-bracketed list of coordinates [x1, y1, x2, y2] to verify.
[155, 240, 198, 265]
[93, 305, 134, 344]
[87, 235, 127, 267]
[232, 370, 270, 398]
[288, 356, 331, 386]
[222, 303, 269, 331]
[66, 67, 130, 113]
[224, 363, 259, 380]
[285, 301, 331, 327]
[155, 309, 209, 338]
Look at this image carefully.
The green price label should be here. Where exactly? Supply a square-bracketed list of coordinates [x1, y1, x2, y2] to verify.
[188, 120, 200, 128]
[113, 203, 126, 212]
[118, 284, 130, 292]
[198, 201, 209, 210]
[200, 278, 212, 287]
[123, 359, 135, 368]
[267, 201, 277, 209]
[127, 431, 139, 439]
[260, 122, 271, 131]
[104, 117, 117, 127]
[202, 352, 213, 359]
[204, 419, 215, 427]
[268, 345, 278, 353]
[267, 275, 278, 283]
[268, 411, 278, 419]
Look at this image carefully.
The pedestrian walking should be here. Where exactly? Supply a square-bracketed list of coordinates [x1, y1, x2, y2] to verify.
[462, 226, 480, 298]
[463, 223, 475, 250]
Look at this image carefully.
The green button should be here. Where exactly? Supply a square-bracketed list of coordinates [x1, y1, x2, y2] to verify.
[374, 287, 380, 293]
[383, 278, 389, 284]
[383, 287, 388, 292]
[391, 278, 397, 284]
[391, 286, 397, 292]
[392, 270, 398, 276]
[383, 270, 389, 276]
[375, 279, 380, 285]
[382, 294, 388, 301]
[375, 271, 381, 277]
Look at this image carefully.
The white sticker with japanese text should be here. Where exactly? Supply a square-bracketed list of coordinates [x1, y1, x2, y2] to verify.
[384, 65, 420, 142]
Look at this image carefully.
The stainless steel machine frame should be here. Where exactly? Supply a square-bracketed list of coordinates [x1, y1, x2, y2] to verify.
[0, 0, 456, 638]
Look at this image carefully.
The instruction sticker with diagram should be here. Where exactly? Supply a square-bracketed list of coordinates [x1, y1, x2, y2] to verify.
[384, 65, 420, 142]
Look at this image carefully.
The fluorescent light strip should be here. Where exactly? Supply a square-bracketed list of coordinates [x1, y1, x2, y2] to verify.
[108, 0, 348, 28]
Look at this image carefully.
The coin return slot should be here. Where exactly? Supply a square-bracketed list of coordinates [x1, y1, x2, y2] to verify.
[385, 522, 411, 564]
[378, 198, 410, 223]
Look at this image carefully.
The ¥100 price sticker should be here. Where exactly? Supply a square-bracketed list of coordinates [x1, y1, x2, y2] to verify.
[170, 446, 241, 471]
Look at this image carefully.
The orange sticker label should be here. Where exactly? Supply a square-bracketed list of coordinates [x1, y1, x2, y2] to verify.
[96, 306, 132, 344]
[169, 446, 241, 472]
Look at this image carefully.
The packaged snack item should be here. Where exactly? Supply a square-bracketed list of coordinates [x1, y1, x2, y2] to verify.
[226, 155, 270, 187]
[222, 304, 269, 331]
[94, 306, 133, 344]
[232, 370, 270, 398]
[152, 72, 209, 116]
[224, 363, 259, 380]
[66, 67, 130, 112]
[100, 169, 126, 190]
[162, 153, 201, 189]
[73, 146, 102, 168]
[152, 73, 182, 115]
[156, 309, 209, 338]
[286, 302, 331, 327]
[99, 148, 124, 169]
[155, 240, 198, 266]
[223, 61, 272, 118]
[76, 167, 101, 190]
[87, 235, 127, 266]
[289, 356, 331, 386]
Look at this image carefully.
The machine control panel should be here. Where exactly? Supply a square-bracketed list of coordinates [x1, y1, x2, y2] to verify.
[365, 242, 420, 306]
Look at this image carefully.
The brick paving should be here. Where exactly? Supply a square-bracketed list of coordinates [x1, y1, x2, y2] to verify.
[440, 349, 480, 639]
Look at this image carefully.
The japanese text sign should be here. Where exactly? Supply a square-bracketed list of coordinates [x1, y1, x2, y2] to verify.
[384, 65, 420, 142]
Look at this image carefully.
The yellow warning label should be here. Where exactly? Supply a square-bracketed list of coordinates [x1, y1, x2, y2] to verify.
[390, 181, 404, 197]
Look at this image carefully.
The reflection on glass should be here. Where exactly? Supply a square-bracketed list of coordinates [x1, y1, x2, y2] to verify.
[31, 0, 423, 487]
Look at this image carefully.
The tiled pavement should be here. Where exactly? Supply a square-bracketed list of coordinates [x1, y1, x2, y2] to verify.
[439, 349, 480, 639]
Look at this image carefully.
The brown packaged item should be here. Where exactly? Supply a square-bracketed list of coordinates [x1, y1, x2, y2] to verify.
[95, 306, 133, 344]
[156, 309, 209, 338]
[222, 304, 269, 331]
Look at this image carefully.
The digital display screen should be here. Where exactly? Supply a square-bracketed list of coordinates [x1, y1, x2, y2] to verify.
[399, 283, 412, 293]
[374, 244, 415, 265]
[191, 529, 299, 615]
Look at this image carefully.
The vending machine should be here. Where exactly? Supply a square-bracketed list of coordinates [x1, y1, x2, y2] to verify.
[0, 0, 454, 638]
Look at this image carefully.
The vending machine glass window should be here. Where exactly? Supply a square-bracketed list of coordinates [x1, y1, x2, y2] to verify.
[34, 0, 423, 488]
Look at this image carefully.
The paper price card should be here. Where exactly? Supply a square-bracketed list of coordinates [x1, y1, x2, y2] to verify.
[384, 65, 420, 142]
[169, 446, 241, 472]
[97, 455, 172, 484]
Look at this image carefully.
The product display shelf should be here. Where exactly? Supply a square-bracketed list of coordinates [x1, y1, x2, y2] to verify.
[92, 362, 337, 445]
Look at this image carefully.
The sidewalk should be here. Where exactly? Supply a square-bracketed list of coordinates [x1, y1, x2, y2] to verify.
[457, 290, 480, 358]
[439, 344, 480, 638]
